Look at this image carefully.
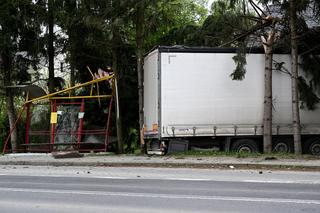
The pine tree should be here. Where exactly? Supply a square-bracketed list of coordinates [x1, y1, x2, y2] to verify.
[0, 0, 43, 152]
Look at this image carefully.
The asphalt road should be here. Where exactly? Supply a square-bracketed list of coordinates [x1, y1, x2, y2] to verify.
[0, 166, 319, 213]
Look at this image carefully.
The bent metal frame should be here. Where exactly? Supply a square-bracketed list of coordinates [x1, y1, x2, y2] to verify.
[3, 73, 115, 154]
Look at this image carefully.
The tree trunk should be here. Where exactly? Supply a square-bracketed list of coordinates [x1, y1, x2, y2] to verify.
[290, 0, 302, 154]
[136, 1, 145, 138]
[48, 0, 55, 94]
[6, 90, 18, 152]
[70, 65, 75, 88]
[261, 30, 275, 153]
[67, 24, 77, 95]
[112, 26, 124, 154]
[69, 64, 75, 96]
[1, 52, 18, 152]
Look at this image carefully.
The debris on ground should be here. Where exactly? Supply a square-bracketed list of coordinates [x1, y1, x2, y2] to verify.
[52, 151, 84, 159]
[265, 157, 278, 160]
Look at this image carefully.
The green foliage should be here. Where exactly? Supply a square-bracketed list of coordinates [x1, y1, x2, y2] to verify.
[230, 42, 247, 80]
[124, 127, 139, 154]
[298, 77, 320, 110]
[0, 0, 43, 67]
[158, 25, 201, 46]
[138, 0, 208, 50]
[158, 0, 250, 48]
[165, 0, 208, 25]
[56, 0, 113, 82]
[0, 98, 8, 151]
[299, 30, 320, 98]
[116, 45, 139, 131]
[0, 0, 45, 151]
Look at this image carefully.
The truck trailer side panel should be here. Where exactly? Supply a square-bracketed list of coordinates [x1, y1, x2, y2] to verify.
[143, 48, 320, 140]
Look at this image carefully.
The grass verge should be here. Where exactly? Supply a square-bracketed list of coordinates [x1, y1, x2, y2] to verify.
[168, 150, 320, 160]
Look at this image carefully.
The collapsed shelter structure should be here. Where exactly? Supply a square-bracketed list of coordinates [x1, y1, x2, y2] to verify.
[3, 69, 115, 153]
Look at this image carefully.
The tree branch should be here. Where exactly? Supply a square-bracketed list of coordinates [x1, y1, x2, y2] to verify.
[248, 0, 266, 18]
[300, 44, 320, 56]
[273, 59, 292, 77]
[219, 19, 273, 47]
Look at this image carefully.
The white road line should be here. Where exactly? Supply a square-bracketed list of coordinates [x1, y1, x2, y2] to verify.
[242, 179, 320, 184]
[1, 173, 320, 184]
[0, 187, 319, 205]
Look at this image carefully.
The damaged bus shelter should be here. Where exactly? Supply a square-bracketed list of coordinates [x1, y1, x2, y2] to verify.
[3, 69, 116, 153]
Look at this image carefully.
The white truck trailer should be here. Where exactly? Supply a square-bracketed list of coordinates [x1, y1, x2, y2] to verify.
[143, 46, 320, 154]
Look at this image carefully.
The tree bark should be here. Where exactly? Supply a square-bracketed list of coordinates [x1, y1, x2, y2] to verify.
[136, 1, 145, 136]
[112, 25, 124, 154]
[70, 63, 75, 88]
[261, 30, 275, 153]
[5, 90, 18, 152]
[290, 0, 302, 154]
[48, 0, 55, 94]
[1, 52, 18, 152]
[69, 64, 75, 96]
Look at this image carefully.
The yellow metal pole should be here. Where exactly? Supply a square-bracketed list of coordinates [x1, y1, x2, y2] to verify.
[25, 92, 29, 102]
[87, 66, 95, 96]
[87, 66, 101, 106]
[25, 75, 114, 104]
[49, 95, 112, 100]
[97, 81, 101, 107]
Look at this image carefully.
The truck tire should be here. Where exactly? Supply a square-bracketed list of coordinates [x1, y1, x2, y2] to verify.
[231, 139, 258, 153]
[306, 137, 320, 156]
[272, 137, 293, 153]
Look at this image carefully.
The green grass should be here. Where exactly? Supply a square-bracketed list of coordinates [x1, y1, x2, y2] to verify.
[168, 150, 260, 158]
[83, 149, 320, 160]
[168, 150, 320, 159]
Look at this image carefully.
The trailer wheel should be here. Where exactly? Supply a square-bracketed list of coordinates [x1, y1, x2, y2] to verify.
[231, 139, 258, 153]
[272, 137, 293, 153]
[306, 138, 320, 156]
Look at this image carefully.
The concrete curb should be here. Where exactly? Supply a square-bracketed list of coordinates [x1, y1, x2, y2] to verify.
[0, 160, 319, 171]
